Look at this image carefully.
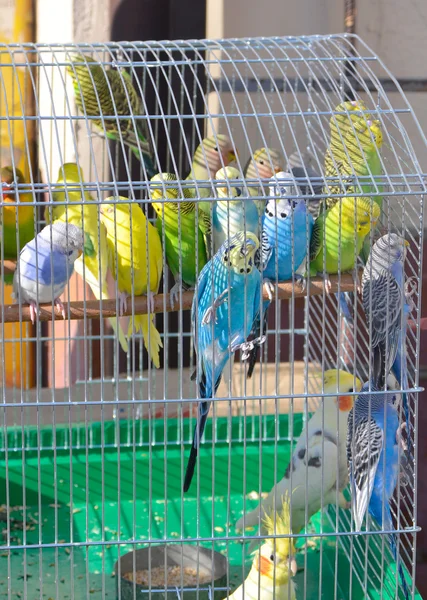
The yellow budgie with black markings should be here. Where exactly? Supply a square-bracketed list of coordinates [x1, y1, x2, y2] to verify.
[67, 53, 156, 177]
[227, 497, 297, 600]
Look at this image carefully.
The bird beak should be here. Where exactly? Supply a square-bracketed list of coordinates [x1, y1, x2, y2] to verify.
[77, 249, 83, 258]
[274, 165, 282, 174]
[404, 240, 410, 248]
[1, 182, 13, 201]
[228, 150, 238, 162]
[338, 395, 353, 412]
[290, 558, 297, 576]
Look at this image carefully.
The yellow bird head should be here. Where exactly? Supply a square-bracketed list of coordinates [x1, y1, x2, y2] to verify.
[349, 116, 383, 151]
[195, 134, 237, 177]
[215, 166, 243, 199]
[149, 173, 193, 217]
[222, 231, 259, 275]
[247, 147, 283, 180]
[322, 369, 362, 413]
[1, 166, 26, 203]
[254, 495, 297, 585]
[340, 196, 381, 237]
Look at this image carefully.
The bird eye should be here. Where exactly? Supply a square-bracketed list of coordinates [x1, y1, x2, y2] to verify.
[214, 146, 219, 152]
[68, 250, 74, 256]
[349, 388, 353, 393]
[270, 554, 275, 562]
[259, 160, 265, 165]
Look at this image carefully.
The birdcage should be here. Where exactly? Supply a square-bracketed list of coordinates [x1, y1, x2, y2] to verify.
[0, 34, 425, 600]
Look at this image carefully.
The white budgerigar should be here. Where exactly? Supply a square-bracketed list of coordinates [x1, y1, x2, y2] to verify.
[235, 369, 362, 543]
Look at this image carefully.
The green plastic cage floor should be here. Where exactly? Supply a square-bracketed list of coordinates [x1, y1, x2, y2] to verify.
[0, 415, 420, 600]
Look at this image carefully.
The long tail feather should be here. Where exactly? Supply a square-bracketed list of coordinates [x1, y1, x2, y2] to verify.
[246, 310, 269, 379]
[183, 400, 210, 493]
[392, 347, 413, 461]
[75, 262, 129, 353]
[338, 291, 355, 324]
[183, 370, 221, 492]
[128, 314, 163, 368]
[129, 144, 156, 179]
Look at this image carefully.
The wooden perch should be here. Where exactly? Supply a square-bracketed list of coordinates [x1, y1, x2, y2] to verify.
[0, 274, 356, 323]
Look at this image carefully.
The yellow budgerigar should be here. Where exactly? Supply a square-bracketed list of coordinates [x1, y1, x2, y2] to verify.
[100, 198, 163, 368]
[46, 162, 128, 353]
[227, 497, 297, 600]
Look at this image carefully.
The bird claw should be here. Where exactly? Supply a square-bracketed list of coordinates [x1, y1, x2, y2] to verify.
[232, 335, 266, 360]
[54, 298, 66, 320]
[351, 269, 361, 294]
[202, 290, 229, 326]
[146, 291, 156, 314]
[324, 274, 332, 294]
[29, 301, 38, 325]
[294, 273, 307, 293]
[169, 281, 181, 310]
[118, 292, 128, 317]
[262, 278, 275, 301]
[396, 422, 408, 452]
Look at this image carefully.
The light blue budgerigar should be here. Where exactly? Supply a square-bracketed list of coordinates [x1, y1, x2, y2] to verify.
[212, 167, 260, 254]
[184, 231, 262, 492]
[246, 171, 314, 378]
[12, 222, 84, 323]
[362, 233, 412, 457]
[346, 382, 409, 600]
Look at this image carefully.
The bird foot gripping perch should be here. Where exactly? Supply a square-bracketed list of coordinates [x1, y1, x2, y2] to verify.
[231, 336, 267, 360]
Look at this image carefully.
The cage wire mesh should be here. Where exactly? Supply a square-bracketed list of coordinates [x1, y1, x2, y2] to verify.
[0, 34, 425, 600]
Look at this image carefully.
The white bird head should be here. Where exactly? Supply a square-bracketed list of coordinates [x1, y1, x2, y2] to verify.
[38, 222, 84, 263]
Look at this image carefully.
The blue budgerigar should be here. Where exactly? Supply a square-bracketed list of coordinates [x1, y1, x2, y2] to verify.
[184, 231, 262, 492]
[212, 167, 260, 254]
[246, 172, 314, 378]
[362, 233, 412, 454]
[12, 222, 84, 323]
[346, 383, 409, 599]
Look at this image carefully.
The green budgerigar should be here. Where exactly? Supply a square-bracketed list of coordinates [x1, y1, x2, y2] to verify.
[150, 173, 208, 308]
[324, 100, 384, 264]
[67, 53, 156, 177]
[309, 196, 381, 281]
[324, 100, 383, 208]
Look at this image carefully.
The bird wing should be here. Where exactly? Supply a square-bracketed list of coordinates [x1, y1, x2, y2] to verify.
[349, 415, 383, 531]
[362, 274, 402, 348]
[309, 217, 323, 262]
[257, 228, 273, 271]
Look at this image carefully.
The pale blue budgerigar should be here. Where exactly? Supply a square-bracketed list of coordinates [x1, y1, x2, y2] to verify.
[213, 166, 260, 253]
[12, 222, 84, 323]
[184, 231, 262, 492]
[246, 172, 314, 378]
[362, 233, 412, 456]
[346, 382, 409, 600]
